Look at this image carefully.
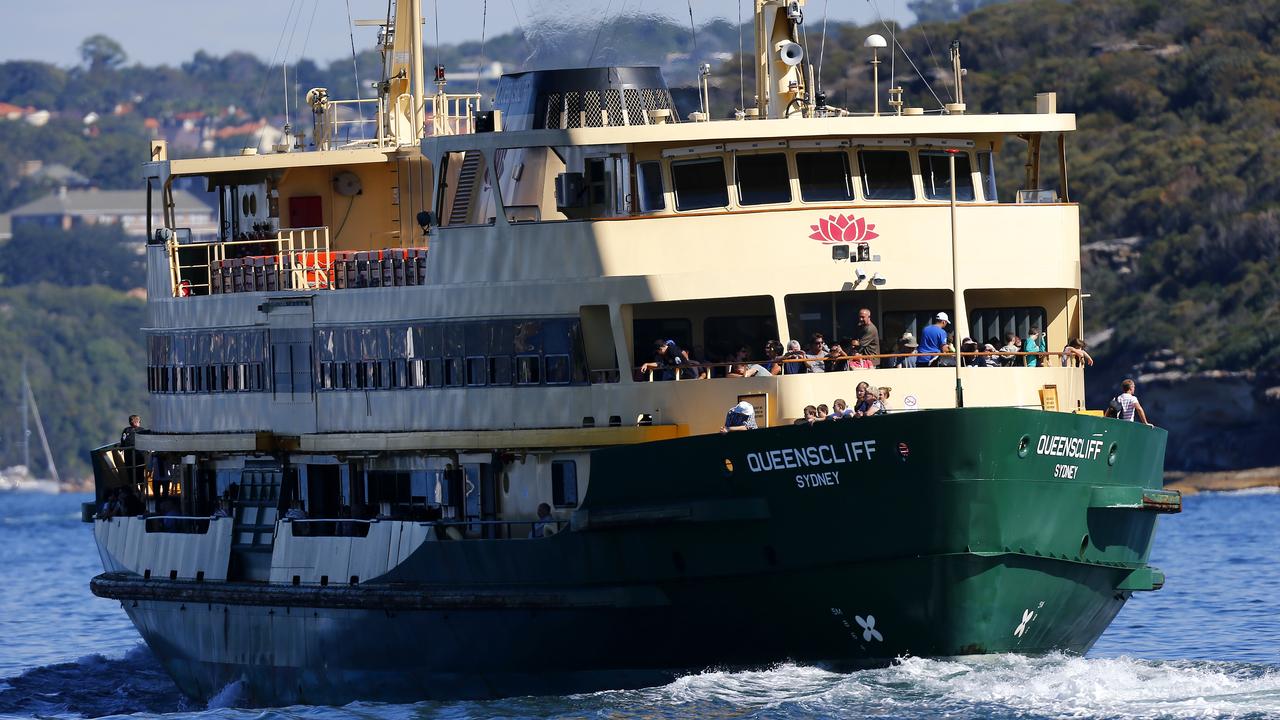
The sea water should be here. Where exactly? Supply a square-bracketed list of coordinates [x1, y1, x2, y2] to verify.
[0, 491, 1276, 719]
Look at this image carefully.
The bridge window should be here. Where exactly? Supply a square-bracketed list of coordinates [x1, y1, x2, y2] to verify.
[671, 157, 729, 211]
[797, 152, 853, 203]
[857, 149, 915, 201]
[920, 150, 975, 201]
[978, 150, 998, 202]
[552, 460, 578, 508]
[968, 306, 1047, 347]
[635, 160, 666, 212]
[735, 153, 791, 206]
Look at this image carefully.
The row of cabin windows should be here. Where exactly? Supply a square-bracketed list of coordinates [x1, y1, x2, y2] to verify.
[146, 318, 590, 395]
[643, 148, 994, 214]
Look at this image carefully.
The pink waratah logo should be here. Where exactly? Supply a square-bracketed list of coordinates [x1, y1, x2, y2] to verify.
[809, 214, 879, 244]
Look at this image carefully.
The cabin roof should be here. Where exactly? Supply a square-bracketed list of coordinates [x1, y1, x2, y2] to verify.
[423, 112, 1077, 154]
[163, 145, 394, 179]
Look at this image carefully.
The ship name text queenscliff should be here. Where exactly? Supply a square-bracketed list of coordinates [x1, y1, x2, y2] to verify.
[746, 440, 878, 479]
[1035, 435, 1105, 461]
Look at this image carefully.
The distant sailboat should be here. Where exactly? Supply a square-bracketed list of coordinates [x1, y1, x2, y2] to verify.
[0, 363, 60, 493]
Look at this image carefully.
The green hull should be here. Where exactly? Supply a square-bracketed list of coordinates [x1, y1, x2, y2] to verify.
[93, 407, 1175, 702]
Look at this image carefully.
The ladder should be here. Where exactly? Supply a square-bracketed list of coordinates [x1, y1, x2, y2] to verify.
[447, 150, 482, 225]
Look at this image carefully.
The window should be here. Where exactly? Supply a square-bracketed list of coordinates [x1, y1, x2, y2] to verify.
[671, 157, 729, 211]
[735, 153, 791, 206]
[636, 160, 665, 212]
[545, 355, 571, 384]
[516, 355, 542, 385]
[968, 307, 1047, 347]
[488, 355, 512, 385]
[466, 357, 487, 386]
[858, 150, 915, 201]
[977, 151, 998, 202]
[444, 358, 464, 387]
[552, 460, 578, 507]
[920, 151, 975, 201]
[797, 152, 853, 202]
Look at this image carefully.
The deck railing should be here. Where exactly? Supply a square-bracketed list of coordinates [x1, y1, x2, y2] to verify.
[168, 227, 331, 297]
[640, 350, 1081, 381]
[424, 92, 483, 136]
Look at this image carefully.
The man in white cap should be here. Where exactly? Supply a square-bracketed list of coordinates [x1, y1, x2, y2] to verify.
[917, 312, 950, 365]
[720, 401, 759, 432]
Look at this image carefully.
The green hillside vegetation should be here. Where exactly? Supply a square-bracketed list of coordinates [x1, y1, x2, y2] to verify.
[0, 283, 145, 479]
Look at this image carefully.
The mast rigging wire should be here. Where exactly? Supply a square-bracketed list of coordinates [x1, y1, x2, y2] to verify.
[818, 0, 829, 94]
[586, 0, 617, 65]
[738, 0, 745, 111]
[599, 0, 636, 68]
[506, 0, 533, 65]
[917, 21, 954, 102]
[687, 0, 698, 62]
[476, 0, 489, 93]
[296, 0, 322, 134]
[344, 0, 367, 138]
[866, 0, 946, 110]
[433, 0, 441, 74]
[245, 0, 302, 153]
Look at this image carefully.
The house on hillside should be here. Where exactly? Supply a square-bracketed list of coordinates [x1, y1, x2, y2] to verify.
[8, 187, 216, 242]
[19, 161, 92, 189]
[0, 214, 11, 243]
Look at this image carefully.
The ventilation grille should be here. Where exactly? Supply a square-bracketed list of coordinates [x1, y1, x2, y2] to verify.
[544, 88, 677, 129]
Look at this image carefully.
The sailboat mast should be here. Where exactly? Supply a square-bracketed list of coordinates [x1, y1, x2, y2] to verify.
[20, 360, 30, 471]
[22, 373, 59, 486]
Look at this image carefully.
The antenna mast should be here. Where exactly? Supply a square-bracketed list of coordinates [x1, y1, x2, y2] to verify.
[754, 0, 810, 119]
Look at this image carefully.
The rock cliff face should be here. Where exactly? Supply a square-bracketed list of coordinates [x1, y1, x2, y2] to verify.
[1088, 351, 1280, 471]
[1081, 239, 1280, 472]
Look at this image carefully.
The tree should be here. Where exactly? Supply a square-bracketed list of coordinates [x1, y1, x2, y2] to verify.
[79, 34, 127, 72]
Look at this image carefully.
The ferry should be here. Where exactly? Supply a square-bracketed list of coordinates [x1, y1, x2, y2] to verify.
[86, 0, 1178, 705]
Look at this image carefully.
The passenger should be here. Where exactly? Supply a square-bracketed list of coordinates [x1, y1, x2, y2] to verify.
[960, 337, 980, 367]
[729, 347, 772, 379]
[120, 414, 144, 447]
[759, 340, 785, 376]
[97, 489, 119, 519]
[687, 345, 712, 379]
[639, 339, 690, 380]
[892, 333, 918, 368]
[782, 340, 808, 375]
[119, 484, 145, 516]
[825, 340, 852, 372]
[804, 334, 828, 373]
[850, 308, 880, 368]
[917, 313, 949, 365]
[530, 502, 555, 538]
[998, 332, 1021, 366]
[793, 405, 820, 425]
[1111, 378, 1153, 426]
[855, 387, 884, 417]
[877, 387, 892, 412]
[980, 343, 1001, 367]
[1061, 337, 1094, 367]
[212, 496, 232, 519]
[816, 403, 830, 420]
[1023, 326, 1048, 367]
[720, 400, 758, 432]
[284, 499, 308, 520]
[828, 399, 853, 420]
